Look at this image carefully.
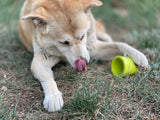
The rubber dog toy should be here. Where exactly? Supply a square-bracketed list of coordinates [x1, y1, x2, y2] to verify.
[111, 56, 139, 77]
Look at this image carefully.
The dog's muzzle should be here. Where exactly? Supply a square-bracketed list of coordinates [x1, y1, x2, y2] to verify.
[81, 57, 89, 64]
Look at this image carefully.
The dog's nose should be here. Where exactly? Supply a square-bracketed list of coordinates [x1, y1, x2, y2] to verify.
[81, 57, 89, 64]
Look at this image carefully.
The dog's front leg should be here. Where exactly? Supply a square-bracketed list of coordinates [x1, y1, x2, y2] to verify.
[31, 53, 63, 112]
[90, 41, 148, 68]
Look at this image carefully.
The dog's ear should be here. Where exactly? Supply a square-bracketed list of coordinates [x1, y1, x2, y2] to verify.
[84, 0, 103, 12]
[21, 13, 47, 26]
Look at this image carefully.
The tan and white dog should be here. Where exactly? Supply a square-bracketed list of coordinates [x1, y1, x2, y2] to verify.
[18, 0, 148, 112]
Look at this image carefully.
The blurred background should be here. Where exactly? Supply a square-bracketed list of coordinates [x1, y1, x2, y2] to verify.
[1, 0, 160, 36]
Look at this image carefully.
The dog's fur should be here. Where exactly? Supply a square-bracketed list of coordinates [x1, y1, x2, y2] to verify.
[18, 0, 148, 112]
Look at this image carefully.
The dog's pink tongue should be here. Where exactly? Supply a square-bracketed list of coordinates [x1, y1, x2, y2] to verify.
[74, 59, 87, 72]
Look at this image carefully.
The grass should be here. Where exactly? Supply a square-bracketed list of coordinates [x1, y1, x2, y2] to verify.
[0, 0, 160, 119]
[0, 95, 18, 120]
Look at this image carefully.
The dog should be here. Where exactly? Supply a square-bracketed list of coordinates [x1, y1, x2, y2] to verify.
[18, 0, 148, 112]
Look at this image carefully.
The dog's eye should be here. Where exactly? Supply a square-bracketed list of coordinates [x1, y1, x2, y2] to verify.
[32, 17, 47, 26]
[59, 41, 70, 45]
[79, 35, 85, 41]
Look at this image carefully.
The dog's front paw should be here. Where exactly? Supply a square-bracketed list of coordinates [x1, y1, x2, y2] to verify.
[118, 43, 149, 69]
[43, 91, 64, 112]
[130, 51, 148, 69]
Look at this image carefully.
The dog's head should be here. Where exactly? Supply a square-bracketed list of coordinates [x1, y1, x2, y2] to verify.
[22, 0, 102, 69]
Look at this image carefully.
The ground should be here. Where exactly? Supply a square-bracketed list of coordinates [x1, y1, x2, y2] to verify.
[0, 0, 160, 119]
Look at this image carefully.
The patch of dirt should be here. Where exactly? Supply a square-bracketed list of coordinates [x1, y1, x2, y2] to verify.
[16, 89, 43, 112]
[0, 68, 12, 85]
[109, 89, 160, 119]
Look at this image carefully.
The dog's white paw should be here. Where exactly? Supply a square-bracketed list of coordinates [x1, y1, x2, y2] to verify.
[119, 43, 148, 68]
[128, 50, 148, 68]
[43, 91, 64, 112]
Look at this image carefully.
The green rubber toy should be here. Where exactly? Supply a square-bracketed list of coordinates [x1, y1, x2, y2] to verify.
[111, 56, 139, 77]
